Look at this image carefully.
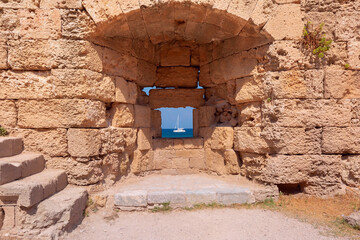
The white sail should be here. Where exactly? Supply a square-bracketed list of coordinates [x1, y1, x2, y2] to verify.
[173, 114, 186, 133]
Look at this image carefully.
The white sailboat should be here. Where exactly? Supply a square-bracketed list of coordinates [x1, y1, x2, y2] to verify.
[173, 114, 186, 133]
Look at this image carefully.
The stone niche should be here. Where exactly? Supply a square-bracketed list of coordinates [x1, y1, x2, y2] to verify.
[1, 0, 358, 196]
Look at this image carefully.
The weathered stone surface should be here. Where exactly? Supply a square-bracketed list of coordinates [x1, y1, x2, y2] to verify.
[114, 190, 147, 207]
[160, 45, 191, 66]
[0, 41, 7, 69]
[40, 0, 82, 9]
[263, 4, 303, 40]
[131, 150, 154, 173]
[262, 99, 352, 127]
[193, 108, 199, 137]
[199, 106, 216, 127]
[100, 128, 137, 154]
[325, 69, 360, 99]
[134, 105, 151, 128]
[348, 41, 360, 70]
[54, 40, 103, 72]
[209, 50, 258, 84]
[149, 89, 205, 109]
[322, 127, 360, 154]
[17, 99, 106, 128]
[234, 127, 321, 154]
[241, 154, 343, 196]
[0, 0, 39, 9]
[235, 75, 265, 103]
[67, 129, 101, 157]
[82, 0, 124, 23]
[217, 188, 252, 205]
[46, 156, 103, 186]
[147, 191, 186, 205]
[61, 9, 96, 39]
[0, 100, 17, 128]
[8, 40, 55, 70]
[151, 110, 162, 138]
[238, 102, 261, 127]
[250, 0, 277, 26]
[18, 9, 61, 39]
[227, 0, 258, 20]
[136, 60, 157, 87]
[103, 48, 137, 80]
[200, 127, 234, 150]
[109, 104, 135, 128]
[335, 11, 360, 41]
[137, 128, 152, 150]
[115, 77, 137, 104]
[10, 129, 67, 157]
[344, 211, 360, 229]
[156, 67, 198, 88]
[341, 155, 360, 188]
[0, 137, 23, 158]
[266, 70, 324, 99]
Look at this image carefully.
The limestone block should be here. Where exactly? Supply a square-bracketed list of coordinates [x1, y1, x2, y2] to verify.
[46, 156, 103, 185]
[210, 50, 258, 84]
[8, 40, 55, 70]
[193, 108, 199, 137]
[305, 12, 336, 40]
[204, 149, 226, 174]
[0, 71, 53, 99]
[348, 41, 360, 70]
[234, 127, 321, 154]
[183, 138, 204, 149]
[341, 155, 360, 188]
[137, 128, 152, 151]
[40, 0, 82, 9]
[199, 106, 216, 127]
[147, 191, 186, 205]
[0, 41, 7, 69]
[335, 12, 360, 41]
[200, 127, 234, 150]
[268, 70, 324, 99]
[189, 154, 206, 169]
[115, 77, 137, 104]
[224, 149, 241, 174]
[199, 64, 214, 87]
[160, 46, 190, 66]
[134, 105, 151, 128]
[156, 67, 198, 88]
[61, 9, 96, 39]
[263, 4, 303, 40]
[238, 102, 261, 127]
[100, 127, 137, 154]
[262, 99, 352, 127]
[51, 69, 115, 102]
[322, 127, 360, 154]
[0, 0, 39, 8]
[10, 129, 67, 157]
[151, 110, 162, 138]
[67, 129, 101, 157]
[54, 40, 103, 72]
[154, 150, 175, 169]
[199, 44, 213, 66]
[18, 9, 61, 40]
[82, 0, 123, 23]
[130, 150, 154, 173]
[250, 0, 277, 26]
[109, 104, 135, 128]
[0, 100, 17, 128]
[114, 190, 147, 207]
[325, 69, 360, 99]
[149, 89, 205, 109]
[235, 75, 265, 103]
[136, 60, 157, 87]
[227, 0, 258, 20]
[17, 99, 106, 128]
[103, 48, 137, 80]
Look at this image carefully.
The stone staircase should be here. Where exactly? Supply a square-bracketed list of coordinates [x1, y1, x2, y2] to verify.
[0, 137, 88, 240]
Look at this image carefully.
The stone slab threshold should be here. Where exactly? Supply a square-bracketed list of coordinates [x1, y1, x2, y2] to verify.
[114, 175, 278, 211]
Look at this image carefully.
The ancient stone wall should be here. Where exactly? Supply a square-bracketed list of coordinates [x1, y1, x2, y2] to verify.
[0, 0, 359, 196]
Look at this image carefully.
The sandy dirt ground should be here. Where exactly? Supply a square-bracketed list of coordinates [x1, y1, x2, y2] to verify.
[64, 208, 348, 240]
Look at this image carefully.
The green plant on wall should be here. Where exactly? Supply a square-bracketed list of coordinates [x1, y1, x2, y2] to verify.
[302, 22, 332, 58]
[0, 125, 8, 136]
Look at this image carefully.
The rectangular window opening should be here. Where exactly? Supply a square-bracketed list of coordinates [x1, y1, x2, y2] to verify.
[157, 107, 194, 138]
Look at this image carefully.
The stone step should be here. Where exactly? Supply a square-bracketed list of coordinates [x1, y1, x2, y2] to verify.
[1, 187, 88, 239]
[0, 169, 68, 208]
[0, 153, 45, 185]
[0, 137, 23, 158]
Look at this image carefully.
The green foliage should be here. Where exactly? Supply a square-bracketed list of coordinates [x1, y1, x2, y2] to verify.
[0, 125, 8, 136]
[152, 202, 171, 212]
[345, 64, 350, 69]
[266, 98, 272, 102]
[302, 22, 332, 58]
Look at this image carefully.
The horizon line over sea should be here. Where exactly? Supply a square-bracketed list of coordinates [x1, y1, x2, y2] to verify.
[161, 128, 194, 138]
